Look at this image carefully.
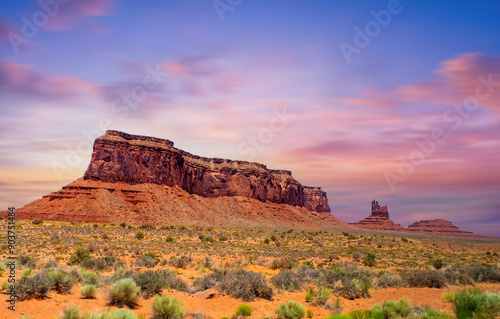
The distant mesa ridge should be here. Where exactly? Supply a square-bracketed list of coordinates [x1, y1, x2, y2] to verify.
[350, 200, 474, 236]
[406, 219, 473, 235]
[84, 130, 330, 213]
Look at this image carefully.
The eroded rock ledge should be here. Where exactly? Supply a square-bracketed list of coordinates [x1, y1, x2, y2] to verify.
[83, 130, 330, 212]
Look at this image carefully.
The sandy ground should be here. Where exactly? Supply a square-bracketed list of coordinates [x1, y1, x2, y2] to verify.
[2, 283, 499, 319]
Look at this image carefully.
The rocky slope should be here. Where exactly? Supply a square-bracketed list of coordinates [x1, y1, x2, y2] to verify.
[1, 130, 344, 229]
[8, 178, 344, 228]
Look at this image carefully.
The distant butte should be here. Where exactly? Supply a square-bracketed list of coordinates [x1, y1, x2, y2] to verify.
[350, 200, 476, 237]
[349, 200, 405, 231]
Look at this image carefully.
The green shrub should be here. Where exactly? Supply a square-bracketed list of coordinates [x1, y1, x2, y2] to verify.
[363, 253, 376, 267]
[401, 237, 408, 242]
[168, 256, 192, 269]
[1, 280, 9, 291]
[304, 287, 332, 306]
[32, 218, 43, 225]
[17, 272, 53, 300]
[82, 272, 99, 286]
[80, 284, 97, 299]
[270, 257, 297, 270]
[235, 303, 252, 316]
[81, 256, 122, 271]
[69, 247, 91, 265]
[421, 307, 451, 319]
[18, 254, 36, 268]
[85, 308, 137, 319]
[49, 269, 78, 294]
[306, 309, 313, 319]
[0, 262, 5, 276]
[347, 309, 384, 319]
[276, 301, 306, 319]
[133, 269, 188, 298]
[135, 231, 145, 239]
[431, 259, 444, 269]
[272, 270, 302, 291]
[452, 287, 500, 319]
[377, 274, 403, 288]
[381, 299, 413, 319]
[60, 305, 80, 319]
[108, 278, 141, 308]
[319, 263, 372, 300]
[465, 264, 500, 283]
[198, 269, 273, 301]
[136, 253, 160, 268]
[405, 269, 446, 288]
[151, 294, 184, 319]
[166, 236, 174, 242]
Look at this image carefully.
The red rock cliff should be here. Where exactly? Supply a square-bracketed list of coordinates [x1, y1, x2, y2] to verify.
[83, 130, 330, 213]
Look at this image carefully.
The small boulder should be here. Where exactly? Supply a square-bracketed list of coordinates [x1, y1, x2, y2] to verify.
[193, 288, 219, 299]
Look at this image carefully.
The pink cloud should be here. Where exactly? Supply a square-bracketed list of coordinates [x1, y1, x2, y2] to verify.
[333, 89, 399, 109]
[162, 56, 221, 78]
[397, 53, 500, 115]
[163, 61, 187, 77]
[212, 75, 249, 93]
[0, 60, 99, 100]
[43, 0, 116, 31]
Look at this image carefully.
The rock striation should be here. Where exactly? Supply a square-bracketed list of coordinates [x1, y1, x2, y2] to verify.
[349, 200, 405, 231]
[84, 130, 330, 212]
[406, 219, 473, 235]
[1, 130, 343, 229]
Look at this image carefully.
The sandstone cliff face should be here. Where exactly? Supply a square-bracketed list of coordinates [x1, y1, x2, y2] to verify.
[84, 130, 330, 212]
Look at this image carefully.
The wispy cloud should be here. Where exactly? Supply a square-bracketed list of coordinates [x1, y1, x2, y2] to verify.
[43, 0, 116, 31]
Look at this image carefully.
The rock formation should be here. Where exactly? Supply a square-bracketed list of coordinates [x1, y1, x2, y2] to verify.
[1, 130, 344, 229]
[351, 200, 476, 237]
[371, 200, 389, 218]
[84, 130, 330, 212]
[350, 200, 405, 231]
[406, 219, 473, 235]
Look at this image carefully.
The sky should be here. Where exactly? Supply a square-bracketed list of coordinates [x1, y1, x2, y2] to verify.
[1, 0, 499, 236]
